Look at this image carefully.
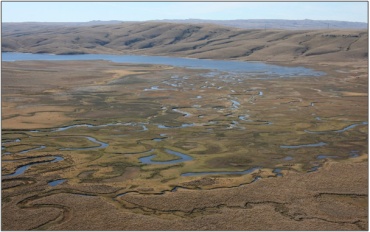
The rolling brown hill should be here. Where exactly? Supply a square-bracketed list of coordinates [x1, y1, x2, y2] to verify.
[2, 22, 368, 63]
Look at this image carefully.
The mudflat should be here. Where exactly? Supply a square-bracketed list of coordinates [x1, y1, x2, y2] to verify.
[1, 23, 368, 231]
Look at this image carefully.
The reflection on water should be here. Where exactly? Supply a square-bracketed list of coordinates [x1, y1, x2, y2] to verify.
[139, 149, 193, 165]
[19, 145, 46, 154]
[349, 150, 360, 158]
[157, 123, 195, 129]
[3, 52, 325, 77]
[307, 165, 320, 173]
[53, 122, 131, 132]
[4, 53, 365, 179]
[3, 155, 64, 177]
[316, 154, 338, 160]
[280, 142, 327, 149]
[48, 179, 66, 187]
[272, 168, 283, 177]
[305, 121, 368, 134]
[231, 100, 240, 109]
[152, 136, 167, 142]
[2, 139, 21, 145]
[181, 167, 261, 177]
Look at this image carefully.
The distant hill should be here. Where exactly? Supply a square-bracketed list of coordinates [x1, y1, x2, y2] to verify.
[151, 19, 368, 30]
[2, 21, 368, 63]
[7, 19, 365, 30]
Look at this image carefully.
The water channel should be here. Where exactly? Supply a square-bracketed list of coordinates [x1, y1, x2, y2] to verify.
[181, 167, 261, 177]
[48, 179, 66, 187]
[3, 156, 64, 178]
[139, 149, 193, 165]
[305, 121, 368, 134]
[280, 142, 327, 149]
[59, 136, 108, 151]
[2, 52, 355, 180]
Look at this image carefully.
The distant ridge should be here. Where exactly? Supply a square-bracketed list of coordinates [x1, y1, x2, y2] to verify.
[2, 21, 368, 63]
[6, 19, 366, 30]
[151, 19, 368, 30]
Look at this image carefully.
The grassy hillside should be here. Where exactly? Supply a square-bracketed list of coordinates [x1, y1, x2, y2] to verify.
[2, 22, 368, 63]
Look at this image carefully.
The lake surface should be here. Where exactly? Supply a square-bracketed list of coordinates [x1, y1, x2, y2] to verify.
[2, 52, 325, 77]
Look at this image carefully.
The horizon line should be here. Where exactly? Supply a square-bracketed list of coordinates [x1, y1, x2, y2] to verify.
[3, 18, 368, 24]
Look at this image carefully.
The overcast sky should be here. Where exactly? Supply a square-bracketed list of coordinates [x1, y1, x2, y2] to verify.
[2, 2, 368, 23]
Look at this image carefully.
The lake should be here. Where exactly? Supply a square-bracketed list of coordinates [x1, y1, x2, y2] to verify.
[2, 52, 324, 77]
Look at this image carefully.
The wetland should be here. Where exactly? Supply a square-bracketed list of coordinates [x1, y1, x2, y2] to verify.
[2, 25, 368, 231]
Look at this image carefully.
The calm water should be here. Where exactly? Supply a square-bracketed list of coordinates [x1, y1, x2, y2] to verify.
[305, 121, 368, 134]
[3, 155, 64, 177]
[181, 167, 261, 177]
[139, 149, 193, 165]
[280, 142, 327, 149]
[2, 52, 325, 77]
[48, 179, 66, 187]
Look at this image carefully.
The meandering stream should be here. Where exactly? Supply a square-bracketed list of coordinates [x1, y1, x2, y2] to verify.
[139, 149, 193, 165]
[3, 52, 365, 181]
[3, 156, 64, 177]
[59, 136, 108, 150]
[305, 121, 368, 134]
[280, 142, 327, 149]
[181, 167, 261, 177]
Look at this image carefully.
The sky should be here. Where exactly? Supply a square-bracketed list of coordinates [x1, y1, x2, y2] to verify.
[2, 1, 368, 23]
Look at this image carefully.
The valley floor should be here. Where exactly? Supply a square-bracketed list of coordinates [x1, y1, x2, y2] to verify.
[2, 59, 368, 230]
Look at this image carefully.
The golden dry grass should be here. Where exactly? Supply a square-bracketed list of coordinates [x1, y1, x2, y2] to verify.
[2, 107, 73, 130]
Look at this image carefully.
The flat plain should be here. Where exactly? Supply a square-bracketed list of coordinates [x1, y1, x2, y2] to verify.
[1, 22, 368, 230]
